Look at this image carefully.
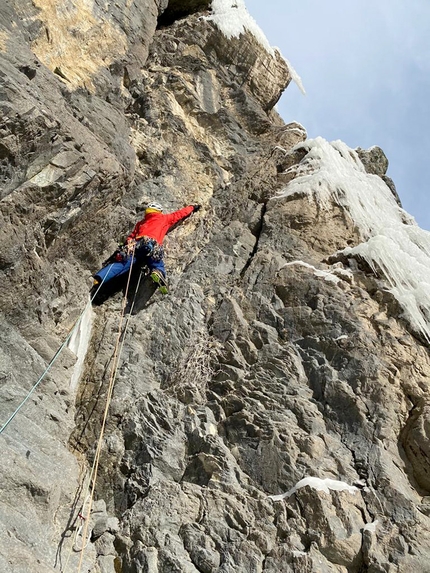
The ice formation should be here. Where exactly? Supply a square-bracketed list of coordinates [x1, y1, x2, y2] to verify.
[68, 300, 93, 390]
[269, 477, 359, 501]
[292, 551, 307, 557]
[363, 520, 379, 533]
[207, 2, 306, 94]
[279, 137, 430, 342]
[207, 0, 275, 54]
[282, 56, 306, 95]
[334, 335, 349, 341]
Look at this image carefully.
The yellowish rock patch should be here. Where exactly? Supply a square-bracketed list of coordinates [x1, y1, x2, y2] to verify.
[31, 0, 127, 90]
[0, 30, 8, 52]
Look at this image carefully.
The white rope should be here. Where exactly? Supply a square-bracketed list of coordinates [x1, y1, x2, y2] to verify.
[0, 265, 114, 437]
[76, 249, 137, 573]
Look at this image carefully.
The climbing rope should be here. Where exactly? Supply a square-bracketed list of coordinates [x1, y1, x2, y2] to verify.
[60, 450, 100, 572]
[1, 244, 144, 572]
[73, 495, 92, 552]
[0, 265, 115, 438]
[76, 246, 137, 573]
[119, 266, 146, 335]
[61, 259, 145, 573]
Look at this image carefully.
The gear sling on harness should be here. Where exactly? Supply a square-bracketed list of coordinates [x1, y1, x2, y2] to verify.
[94, 237, 164, 284]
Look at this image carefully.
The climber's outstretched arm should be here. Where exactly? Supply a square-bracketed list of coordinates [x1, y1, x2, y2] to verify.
[166, 205, 200, 227]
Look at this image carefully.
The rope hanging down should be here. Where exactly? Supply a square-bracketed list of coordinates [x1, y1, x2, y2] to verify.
[62, 257, 144, 573]
[0, 265, 114, 437]
[1, 245, 142, 572]
[76, 246, 137, 573]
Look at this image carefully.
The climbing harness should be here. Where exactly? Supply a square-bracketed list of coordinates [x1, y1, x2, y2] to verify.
[102, 244, 128, 266]
[135, 236, 164, 261]
[0, 265, 115, 437]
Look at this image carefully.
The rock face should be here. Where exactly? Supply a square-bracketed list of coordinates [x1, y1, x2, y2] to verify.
[1, 2, 430, 573]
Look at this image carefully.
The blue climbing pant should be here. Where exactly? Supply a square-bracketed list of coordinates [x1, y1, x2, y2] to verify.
[94, 237, 166, 284]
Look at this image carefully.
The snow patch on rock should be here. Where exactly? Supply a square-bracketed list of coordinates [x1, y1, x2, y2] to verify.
[364, 520, 379, 533]
[281, 260, 352, 284]
[269, 476, 359, 501]
[207, 1, 306, 94]
[207, 0, 275, 54]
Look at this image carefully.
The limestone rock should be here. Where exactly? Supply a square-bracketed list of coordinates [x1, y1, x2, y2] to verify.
[402, 398, 430, 492]
[356, 145, 389, 176]
[356, 145, 402, 205]
[1, 1, 430, 572]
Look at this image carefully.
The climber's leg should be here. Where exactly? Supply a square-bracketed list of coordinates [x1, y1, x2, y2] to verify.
[147, 256, 168, 294]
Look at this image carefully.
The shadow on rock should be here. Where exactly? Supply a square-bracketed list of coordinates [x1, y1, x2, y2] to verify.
[90, 267, 157, 312]
[126, 273, 158, 315]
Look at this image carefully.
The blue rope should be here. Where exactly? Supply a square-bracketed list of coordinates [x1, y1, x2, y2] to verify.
[0, 265, 114, 437]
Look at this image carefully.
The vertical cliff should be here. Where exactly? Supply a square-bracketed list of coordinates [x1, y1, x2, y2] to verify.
[1, 1, 430, 572]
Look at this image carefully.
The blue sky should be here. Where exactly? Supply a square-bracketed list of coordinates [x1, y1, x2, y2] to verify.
[245, 0, 430, 230]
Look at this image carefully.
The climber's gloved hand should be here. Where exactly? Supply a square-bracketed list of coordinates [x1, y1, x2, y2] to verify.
[125, 239, 136, 253]
[192, 204, 201, 212]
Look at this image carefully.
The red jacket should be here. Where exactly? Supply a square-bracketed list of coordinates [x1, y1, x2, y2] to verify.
[126, 206, 194, 245]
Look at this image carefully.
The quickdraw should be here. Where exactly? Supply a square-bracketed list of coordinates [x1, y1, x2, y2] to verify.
[73, 497, 92, 553]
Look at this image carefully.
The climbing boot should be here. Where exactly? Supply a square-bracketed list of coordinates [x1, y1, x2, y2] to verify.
[150, 270, 168, 294]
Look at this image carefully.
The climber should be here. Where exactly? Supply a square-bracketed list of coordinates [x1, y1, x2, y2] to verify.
[92, 202, 201, 297]
[124, 201, 201, 292]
